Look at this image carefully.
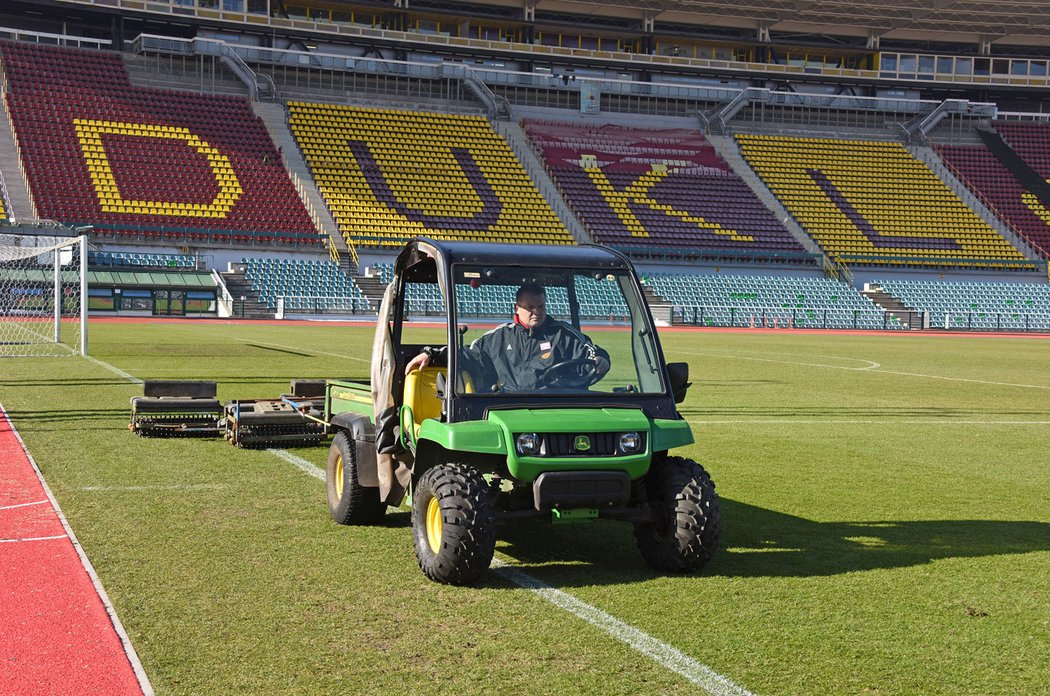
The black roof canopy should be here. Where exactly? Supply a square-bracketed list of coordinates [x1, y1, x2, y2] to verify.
[397, 237, 633, 280]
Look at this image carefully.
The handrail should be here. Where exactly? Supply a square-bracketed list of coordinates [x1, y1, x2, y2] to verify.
[131, 33, 951, 119]
[838, 253, 1042, 271]
[931, 149, 1044, 262]
[210, 268, 235, 318]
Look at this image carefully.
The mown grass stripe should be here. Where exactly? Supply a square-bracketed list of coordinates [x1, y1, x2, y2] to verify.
[670, 348, 1050, 389]
[491, 559, 755, 696]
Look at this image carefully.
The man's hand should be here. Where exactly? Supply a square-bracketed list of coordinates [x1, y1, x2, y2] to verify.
[405, 351, 430, 375]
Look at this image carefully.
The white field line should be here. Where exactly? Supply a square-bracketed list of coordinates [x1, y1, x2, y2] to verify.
[82, 351, 750, 694]
[0, 403, 154, 695]
[0, 534, 69, 543]
[269, 447, 753, 696]
[669, 349, 1050, 390]
[0, 500, 48, 510]
[690, 419, 1050, 426]
[267, 448, 325, 480]
[82, 354, 144, 384]
[491, 559, 755, 696]
[80, 484, 227, 492]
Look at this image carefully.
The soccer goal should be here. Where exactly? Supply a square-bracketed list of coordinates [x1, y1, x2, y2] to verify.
[0, 232, 87, 357]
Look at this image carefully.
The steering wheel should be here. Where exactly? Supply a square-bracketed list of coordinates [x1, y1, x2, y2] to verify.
[537, 358, 599, 389]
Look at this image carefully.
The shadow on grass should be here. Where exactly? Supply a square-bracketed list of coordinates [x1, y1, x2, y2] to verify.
[0, 378, 141, 388]
[710, 499, 1050, 578]
[7, 407, 130, 423]
[491, 498, 1050, 587]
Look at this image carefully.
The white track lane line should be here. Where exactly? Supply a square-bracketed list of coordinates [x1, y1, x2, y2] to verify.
[0, 405, 154, 695]
[0, 500, 48, 510]
[0, 534, 69, 543]
[86, 353, 753, 694]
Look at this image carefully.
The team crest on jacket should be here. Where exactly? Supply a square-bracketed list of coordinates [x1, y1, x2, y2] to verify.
[541, 351, 552, 360]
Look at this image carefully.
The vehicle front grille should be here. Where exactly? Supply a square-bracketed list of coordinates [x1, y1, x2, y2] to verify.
[540, 431, 640, 457]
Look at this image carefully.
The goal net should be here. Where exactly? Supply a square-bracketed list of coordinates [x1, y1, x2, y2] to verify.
[0, 233, 87, 357]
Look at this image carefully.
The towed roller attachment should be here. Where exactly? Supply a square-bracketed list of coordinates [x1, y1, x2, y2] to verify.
[224, 398, 327, 448]
[130, 381, 224, 437]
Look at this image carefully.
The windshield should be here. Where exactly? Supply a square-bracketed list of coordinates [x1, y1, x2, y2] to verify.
[448, 264, 665, 396]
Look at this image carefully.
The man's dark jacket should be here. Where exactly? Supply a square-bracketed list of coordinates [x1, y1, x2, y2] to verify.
[462, 316, 610, 391]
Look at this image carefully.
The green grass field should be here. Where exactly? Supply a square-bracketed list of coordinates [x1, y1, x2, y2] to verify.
[3, 320, 1049, 695]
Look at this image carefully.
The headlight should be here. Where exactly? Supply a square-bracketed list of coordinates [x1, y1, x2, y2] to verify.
[516, 432, 541, 455]
[619, 432, 642, 454]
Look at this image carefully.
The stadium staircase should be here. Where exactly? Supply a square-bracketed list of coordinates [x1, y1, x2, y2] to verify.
[251, 101, 352, 268]
[0, 96, 36, 220]
[218, 269, 273, 319]
[353, 273, 388, 308]
[859, 287, 923, 329]
[494, 120, 590, 243]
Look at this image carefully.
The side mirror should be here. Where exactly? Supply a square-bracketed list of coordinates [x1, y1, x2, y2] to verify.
[666, 362, 692, 404]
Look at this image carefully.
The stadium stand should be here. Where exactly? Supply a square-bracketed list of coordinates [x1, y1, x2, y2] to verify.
[242, 257, 370, 312]
[736, 134, 1033, 269]
[873, 279, 1050, 331]
[0, 41, 322, 247]
[934, 142, 1050, 258]
[523, 120, 806, 256]
[368, 262, 628, 318]
[645, 273, 905, 329]
[286, 102, 573, 248]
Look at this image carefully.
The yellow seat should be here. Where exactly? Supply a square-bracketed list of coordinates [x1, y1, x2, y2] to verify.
[403, 366, 444, 435]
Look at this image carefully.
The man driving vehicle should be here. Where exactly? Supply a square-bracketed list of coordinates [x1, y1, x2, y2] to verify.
[405, 282, 611, 392]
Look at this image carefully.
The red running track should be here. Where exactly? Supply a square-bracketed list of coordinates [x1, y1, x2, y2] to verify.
[0, 404, 149, 695]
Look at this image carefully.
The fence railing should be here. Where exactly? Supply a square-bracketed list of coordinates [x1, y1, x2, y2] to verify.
[672, 304, 1050, 332]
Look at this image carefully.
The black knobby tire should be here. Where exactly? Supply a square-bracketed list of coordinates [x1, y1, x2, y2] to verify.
[412, 463, 496, 585]
[634, 456, 721, 573]
[326, 432, 386, 525]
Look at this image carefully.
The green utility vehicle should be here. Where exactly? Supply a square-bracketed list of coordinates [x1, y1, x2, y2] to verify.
[324, 238, 719, 584]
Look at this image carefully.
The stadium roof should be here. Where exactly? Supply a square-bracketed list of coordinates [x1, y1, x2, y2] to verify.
[510, 1, 1050, 48]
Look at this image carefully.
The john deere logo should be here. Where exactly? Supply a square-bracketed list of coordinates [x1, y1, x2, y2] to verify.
[574, 435, 591, 451]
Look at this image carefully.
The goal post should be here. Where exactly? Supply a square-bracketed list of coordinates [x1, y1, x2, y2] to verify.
[0, 232, 88, 357]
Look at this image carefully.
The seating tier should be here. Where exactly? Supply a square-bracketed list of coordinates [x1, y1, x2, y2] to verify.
[645, 273, 904, 329]
[876, 278, 1050, 331]
[737, 134, 1030, 269]
[0, 41, 321, 247]
[523, 120, 804, 255]
[287, 103, 572, 249]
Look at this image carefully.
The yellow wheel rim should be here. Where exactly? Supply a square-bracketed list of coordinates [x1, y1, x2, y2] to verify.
[425, 496, 442, 554]
[334, 453, 344, 500]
